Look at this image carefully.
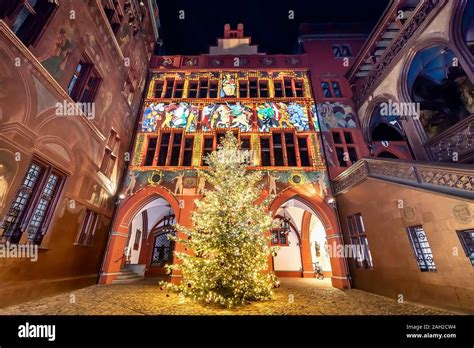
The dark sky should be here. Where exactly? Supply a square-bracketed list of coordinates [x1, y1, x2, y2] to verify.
[156, 0, 390, 55]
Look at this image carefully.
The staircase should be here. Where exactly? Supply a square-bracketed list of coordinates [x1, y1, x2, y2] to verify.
[111, 267, 144, 284]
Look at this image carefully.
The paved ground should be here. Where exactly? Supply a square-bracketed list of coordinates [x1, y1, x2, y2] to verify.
[0, 278, 452, 315]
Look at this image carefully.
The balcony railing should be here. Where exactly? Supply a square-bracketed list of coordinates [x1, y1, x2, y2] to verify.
[333, 157, 474, 200]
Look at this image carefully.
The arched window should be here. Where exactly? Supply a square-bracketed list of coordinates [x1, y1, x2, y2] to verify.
[369, 103, 404, 141]
[407, 45, 473, 139]
[462, 0, 474, 54]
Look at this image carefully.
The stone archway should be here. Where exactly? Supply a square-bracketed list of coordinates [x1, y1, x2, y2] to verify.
[268, 187, 351, 289]
[99, 185, 181, 284]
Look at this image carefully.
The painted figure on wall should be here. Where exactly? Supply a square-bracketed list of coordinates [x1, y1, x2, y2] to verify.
[221, 74, 236, 97]
[173, 173, 185, 195]
[268, 172, 279, 195]
[124, 172, 138, 196]
[317, 102, 357, 131]
[38, 27, 74, 80]
[0, 164, 9, 207]
[142, 103, 198, 132]
[257, 102, 309, 131]
[196, 176, 206, 195]
[202, 103, 252, 131]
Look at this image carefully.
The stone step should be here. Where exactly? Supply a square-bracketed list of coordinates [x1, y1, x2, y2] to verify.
[112, 276, 144, 284]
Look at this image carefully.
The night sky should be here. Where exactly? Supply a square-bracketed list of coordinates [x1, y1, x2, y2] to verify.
[156, 0, 390, 55]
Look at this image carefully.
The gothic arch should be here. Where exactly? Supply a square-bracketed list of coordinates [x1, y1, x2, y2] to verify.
[99, 185, 180, 284]
[450, 0, 474, 80]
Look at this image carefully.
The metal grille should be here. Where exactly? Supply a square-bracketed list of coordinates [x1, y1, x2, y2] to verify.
[457, 229, 474, 266]
[28, 174, 60, 245]
[1, 164, 43, 243]
[151, 232, 174, 267]
[407, 225, 436, 271]
[347, 213, 373, 269]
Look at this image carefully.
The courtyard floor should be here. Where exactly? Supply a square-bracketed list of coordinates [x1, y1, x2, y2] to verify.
[0, 278, 452, 315]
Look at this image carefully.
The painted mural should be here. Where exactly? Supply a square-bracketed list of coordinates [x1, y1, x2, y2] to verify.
[202, 103, 253, 131]
[38, 26, 74, 80]
[316, 102, 357, 131]
[123, 168, 330, 198]
[220, 73, 237, 97]
[142, 102, 199, 132]
[257, 102, 309, 132]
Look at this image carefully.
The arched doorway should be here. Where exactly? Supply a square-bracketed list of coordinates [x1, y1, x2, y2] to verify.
[271, 198, 333, 281]
[99, 185, 181, 284]
[123, 198, 176, 278]
[269, 189, 351, 289]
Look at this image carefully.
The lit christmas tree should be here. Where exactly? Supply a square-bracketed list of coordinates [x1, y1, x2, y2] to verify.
[164, 131, 277, 308]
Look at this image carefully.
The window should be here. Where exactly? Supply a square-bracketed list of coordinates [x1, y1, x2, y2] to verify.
[198, 79, 209, 98]
[76, 210, 100, 246]
[294, 80, 304, 97]
[239, 80, 248, 98]
[67, 57, 102, 103]
[321, 80, 342, 98]
[133, 229, 142, 250]
[249, 79, 258, 98]
[100, 130, 120, 177]
[157, 132, 170, 166]
[174, 80, 184, 98]
[274, 80, 283, 98]
[148, 131, 194, 167]
[407, 225, 436, 271]
[259, 132, 310, 167]
[259, 80, 269, 98]
[164, 79, 187, 99]
[297, 136, 311, 167]
[152, 80, 163, 98]
[144, 137, 158, 166]
[456, 229, 474, 266]
[462, 0, 474, 54]
[332, 82, 342, 97]
[272, 133, 284, 166]
[321, 81, 332, 97]
[201, 136, 214, 166]
[271, 228, 288, 246]
[164, 79, 174, 98]
[103, 0, 123, 35]
[209, 80, 218, 98]
[260, 137, 271, 166]
[188, 81, 198, 98]
[1, 159, 65, 245]
[346, 213, 373, 269]
[407, 46, 472, 139]
[1, 0, 58, 47]
[332, 44, 352, 58]
[332, 130, 358, 167]
[284, 78, 293, 97]
[182, 137, 194, 166]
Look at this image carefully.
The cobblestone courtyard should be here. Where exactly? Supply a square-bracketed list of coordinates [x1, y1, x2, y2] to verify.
[0, 278, 451, 315]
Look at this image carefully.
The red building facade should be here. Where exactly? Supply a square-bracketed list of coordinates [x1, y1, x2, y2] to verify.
[100, 24, 352, 289]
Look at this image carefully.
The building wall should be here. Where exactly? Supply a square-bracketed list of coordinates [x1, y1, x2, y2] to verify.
[302, 35, 371, 179]
[0, 1, 156, 308]
[337, 179, 474, 313]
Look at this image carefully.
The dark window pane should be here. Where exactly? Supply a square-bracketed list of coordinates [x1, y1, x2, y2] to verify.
[348, 147, 358, 163]
[332, 132, 342, 144]
[344, 131, 354, 144]
[336, 147, 347, 167]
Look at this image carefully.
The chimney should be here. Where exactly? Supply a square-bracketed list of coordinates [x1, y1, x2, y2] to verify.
[223, 23, 244, 39]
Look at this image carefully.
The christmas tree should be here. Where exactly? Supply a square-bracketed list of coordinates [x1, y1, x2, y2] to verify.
[164, 131, 277, 308]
